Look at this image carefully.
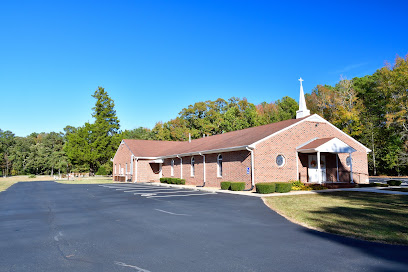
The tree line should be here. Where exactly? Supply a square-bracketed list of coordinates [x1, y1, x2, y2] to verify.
[1, 55, 407, 176]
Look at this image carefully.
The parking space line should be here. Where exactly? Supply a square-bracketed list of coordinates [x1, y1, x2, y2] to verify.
[154, 208, 190, 216]
[147, 192, 216, 198]
[124, 188, 191, 192]
[100, 185, 156, 189]
[133, 190, 193, 195]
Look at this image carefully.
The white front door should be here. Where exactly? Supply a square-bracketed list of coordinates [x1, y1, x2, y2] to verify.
[308, 155, 326, 183]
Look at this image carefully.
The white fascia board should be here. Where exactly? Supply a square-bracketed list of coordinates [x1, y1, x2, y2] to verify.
[251, 116, 317, 147]
[296, 148, 317, 153]
[316, 138, 357, 153]
[116, 140, 160, 160]
[298, 138, 357, 154]
[113, 140, 131, 161]
[251, 114, 371, 153]
[296, 137, 318, 149]
[311, 115, 371, 153]
[122, 140, 135, 157]
[159, 145, 249, 159]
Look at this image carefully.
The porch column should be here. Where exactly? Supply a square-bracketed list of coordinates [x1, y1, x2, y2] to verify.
[349, 152, 353, 183]
[296, 151, 299, 181]
[317, 151, 322, 183]
[336, 154, 339, 182]
[178, 156, 183, 179]
[130, 155, 134, 182]
[134, 158, 138, 183]
[159, 163, 162, 178]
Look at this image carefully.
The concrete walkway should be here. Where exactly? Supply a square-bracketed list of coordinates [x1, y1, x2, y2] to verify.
[126, 182, 408, 198]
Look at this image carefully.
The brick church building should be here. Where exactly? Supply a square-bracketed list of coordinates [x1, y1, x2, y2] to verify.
[113, 79, 370, 188]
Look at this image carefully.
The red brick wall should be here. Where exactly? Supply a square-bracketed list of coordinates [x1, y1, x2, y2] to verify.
[113, 119, 369, 185]
[136, 160, 160, 182]
[162, 150, 252, 188]
[254, 121, 369, 183]
[112, 142, 133, 182]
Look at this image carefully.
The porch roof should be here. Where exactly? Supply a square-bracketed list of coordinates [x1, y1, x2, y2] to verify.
[297, 137, 356, 154]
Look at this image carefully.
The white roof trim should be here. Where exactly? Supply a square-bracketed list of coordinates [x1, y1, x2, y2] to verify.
[296, 137, 318, 149]
[310, 115, 371, 153]
[149, 159, 164, 163]
[251, 115, 316, 147]
[297, 138, 357, 154]
[251, 114, 371, 153]
[160, 145, 249, 159]
[113, 140, 134, 160]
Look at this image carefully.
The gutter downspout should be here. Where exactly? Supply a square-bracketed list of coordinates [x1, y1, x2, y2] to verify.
[134, 157, 139, 183]
[244, 147, 255, 191]
[197, 152, 206, 187]
[177, 155, 183, 179]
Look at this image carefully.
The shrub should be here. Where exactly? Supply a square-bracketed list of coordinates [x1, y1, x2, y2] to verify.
[96, 166, 107, 175]
[387, 180, 402, 186]
[256, 183, 276, 194]
[220, 181, 231, 190]
[230, 182, 246, 191]
[358, 183, 377, 188]
[28, 174, 36, 178]
[291, 180, 307, 191]
[160, 178, 167, 183]
[162, 178, 185, 185]
[168, 178, 175, 184]
[375, 182, 389, 187]
[275, 182, 292, 193]
[306, 184, 326, 190]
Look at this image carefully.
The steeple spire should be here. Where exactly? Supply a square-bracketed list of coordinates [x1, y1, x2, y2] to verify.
[296, 77, 310, 119]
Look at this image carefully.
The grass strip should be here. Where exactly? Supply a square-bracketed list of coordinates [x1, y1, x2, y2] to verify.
[0, 176, 53, 192]
[55, 177, 114, 184]
[264, 191, 408, 245]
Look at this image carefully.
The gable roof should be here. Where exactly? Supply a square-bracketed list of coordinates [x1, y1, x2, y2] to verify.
[120, 114, 370, 158]
[123, 116, 309, 158]
[299, 137, 335, 150]
[297, 137, 357, 154]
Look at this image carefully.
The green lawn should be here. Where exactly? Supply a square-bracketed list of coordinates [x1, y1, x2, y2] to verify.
[0, 175, 53, 192]
[55, 176, 114, 184]
[264, 191, 408, 245]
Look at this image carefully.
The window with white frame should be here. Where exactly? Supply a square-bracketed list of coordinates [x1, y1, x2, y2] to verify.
[217, 154, 223, 177]
[191, 157, 195, 177]
[276, 154, 286, 167]
[114, 164, 116, 175]
[126, 163, 128, 174]
[171, 159, 174, 176]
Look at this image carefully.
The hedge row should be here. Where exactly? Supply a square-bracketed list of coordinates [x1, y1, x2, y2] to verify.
[255, 183, 276, 194]
[220, 181, 231, 190]
[255, 182, 292, 194]
[230, 182, 245, 191]
[387, 180, 402, 186]
[159, 177, 186, 185]
[221, 181, 246, 191]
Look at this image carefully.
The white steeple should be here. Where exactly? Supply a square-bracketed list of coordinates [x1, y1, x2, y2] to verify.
[296, 77, 310, 119]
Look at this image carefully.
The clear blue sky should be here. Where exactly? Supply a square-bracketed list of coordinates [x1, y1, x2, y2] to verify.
[1, 0, 407, 137]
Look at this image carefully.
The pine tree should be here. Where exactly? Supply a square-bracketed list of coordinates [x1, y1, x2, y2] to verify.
[90, 87, 121, 173]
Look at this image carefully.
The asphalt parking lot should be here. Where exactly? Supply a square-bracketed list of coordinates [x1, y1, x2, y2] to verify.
[1, 181, 408, 272]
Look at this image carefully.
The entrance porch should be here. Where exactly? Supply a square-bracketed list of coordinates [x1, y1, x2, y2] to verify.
[297, 137, 356, 184]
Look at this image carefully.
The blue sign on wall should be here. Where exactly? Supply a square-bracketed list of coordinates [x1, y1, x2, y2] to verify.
[246, 167, 250, 174]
